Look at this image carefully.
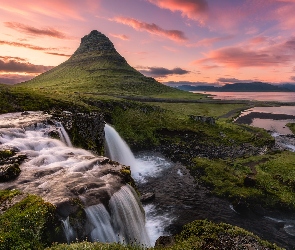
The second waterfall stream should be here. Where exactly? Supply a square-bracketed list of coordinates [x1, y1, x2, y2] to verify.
[104, 123, 173, 244]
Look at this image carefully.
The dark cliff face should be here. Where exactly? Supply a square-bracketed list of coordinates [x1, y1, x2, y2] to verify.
[74, 30, 117, 55]
[68, 30, 127, 66]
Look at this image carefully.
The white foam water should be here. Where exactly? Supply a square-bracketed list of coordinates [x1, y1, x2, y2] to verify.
[84, 185, 150, 245]
[143, 204, 171, 245]
[56, 122, 73, 147]
[61, 217, 77, 243]
[0, 112, 151, 247]
[104, 124, 171, 183]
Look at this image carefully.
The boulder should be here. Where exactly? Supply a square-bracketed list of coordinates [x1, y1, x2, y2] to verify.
[140, 192, 155, 203]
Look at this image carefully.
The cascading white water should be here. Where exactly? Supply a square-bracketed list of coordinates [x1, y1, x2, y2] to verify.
[104, 124, 137, 167]
[56, 122, 73, 147]
[0, 112, 152, 247]
[85, 203, 117, 243]
[109, 185, 150, 245]
[104, 124, 172, 182]
[62, 217, 77, 243]
[105, 124, 152, 182]
[85, 185, 150, 246]
[104, 124, 174, 245]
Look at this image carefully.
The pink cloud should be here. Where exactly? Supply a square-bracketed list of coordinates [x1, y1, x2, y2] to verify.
[188, 35, 233, 47]
[0, 56, 27, 62]
[113, 16, 187, 42]
[0, 58, 53, 73]
[195, 38, 295, 68]
[249, 36, 268, 44]
[4, 22, 72, 39]
[45, 52, 71, 57]
[148, 0, 208, 23]
[0, 40, 59, 51]
[273, 2, 295, 29]
[0, 0, 99, 20]
[0, 74, 35, 84]
[110, 33, 130, 41]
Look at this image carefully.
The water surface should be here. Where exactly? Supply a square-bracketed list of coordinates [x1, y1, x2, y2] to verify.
[193, 91, 295, 102]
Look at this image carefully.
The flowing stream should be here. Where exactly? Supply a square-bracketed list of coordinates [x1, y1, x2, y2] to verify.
[2, 113, 295, 248]
[0, 112, 151, 246]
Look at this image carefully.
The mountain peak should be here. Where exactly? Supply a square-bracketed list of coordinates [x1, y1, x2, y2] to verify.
[73, 30, 117, 56]
[23, 30, 176, 97]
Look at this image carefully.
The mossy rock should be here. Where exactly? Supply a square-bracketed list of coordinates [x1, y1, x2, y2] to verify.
[173, 220, 282, 250]
[0, 194, 61, 249]
[0, 163, 21, 182]
[0, 150, 14, 160]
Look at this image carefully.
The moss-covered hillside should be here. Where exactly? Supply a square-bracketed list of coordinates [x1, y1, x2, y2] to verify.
[15, 30, 190, 101]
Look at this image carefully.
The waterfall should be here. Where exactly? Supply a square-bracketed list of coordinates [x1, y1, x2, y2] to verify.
[62, 217, 77, 243]
[85, 185, 150, 246]
[104, 124, 143, 179]
[104, 123, 174, 245]
[104, 124, 137, 167]
[85, 203, 118, 243]
[56, 122, 73, 147]
[109, 185, 150, 245]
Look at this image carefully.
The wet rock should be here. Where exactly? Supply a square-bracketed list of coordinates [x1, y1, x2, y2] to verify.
[0, 148, 27, 182]
[232, 200, 250, 215]
[190, 115, 215, 125]
[140, 192, 155, 203]
[155, 235, 175, 248]
[0, 163, 21, 182]
[244, 175, 256, 187]
[252, 204, 266, 216]
[47, 129, 60, 140]
[53, 111, 105, 155]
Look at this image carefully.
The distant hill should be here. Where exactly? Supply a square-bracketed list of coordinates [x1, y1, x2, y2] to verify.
[280, 83, 295, 91]
[17, 30, 181, 97]
[173, 82, 295, 92]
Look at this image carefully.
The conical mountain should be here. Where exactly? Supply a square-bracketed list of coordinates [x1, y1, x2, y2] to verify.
[21, 30, 177, 97]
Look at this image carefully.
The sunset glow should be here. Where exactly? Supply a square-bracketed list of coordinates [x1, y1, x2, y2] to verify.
[1, 0, 295, 85]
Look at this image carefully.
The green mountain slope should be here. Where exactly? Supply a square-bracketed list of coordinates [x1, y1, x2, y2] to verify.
[16, 30, 186, 99]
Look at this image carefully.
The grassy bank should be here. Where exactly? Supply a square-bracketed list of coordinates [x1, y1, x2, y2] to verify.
[47, 220, 281, 250]
[287, 122, 295, 134]
[190, 150, 295, 210]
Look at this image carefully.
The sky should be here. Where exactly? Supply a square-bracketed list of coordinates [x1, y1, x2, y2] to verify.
[1, 0, 295, 86]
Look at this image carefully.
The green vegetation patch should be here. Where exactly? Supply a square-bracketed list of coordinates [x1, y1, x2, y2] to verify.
[190, 151, 295, 210]
[0, 189, 21, 204]
[47, 220, 281, 250]
[287, 122, 295, 135]
[107, 100, 273, 151]
[47, 242, 144, 250]
[146, 102, 248, 119]
[172, 220, 281, 250]
[0, 194, 60, 250]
